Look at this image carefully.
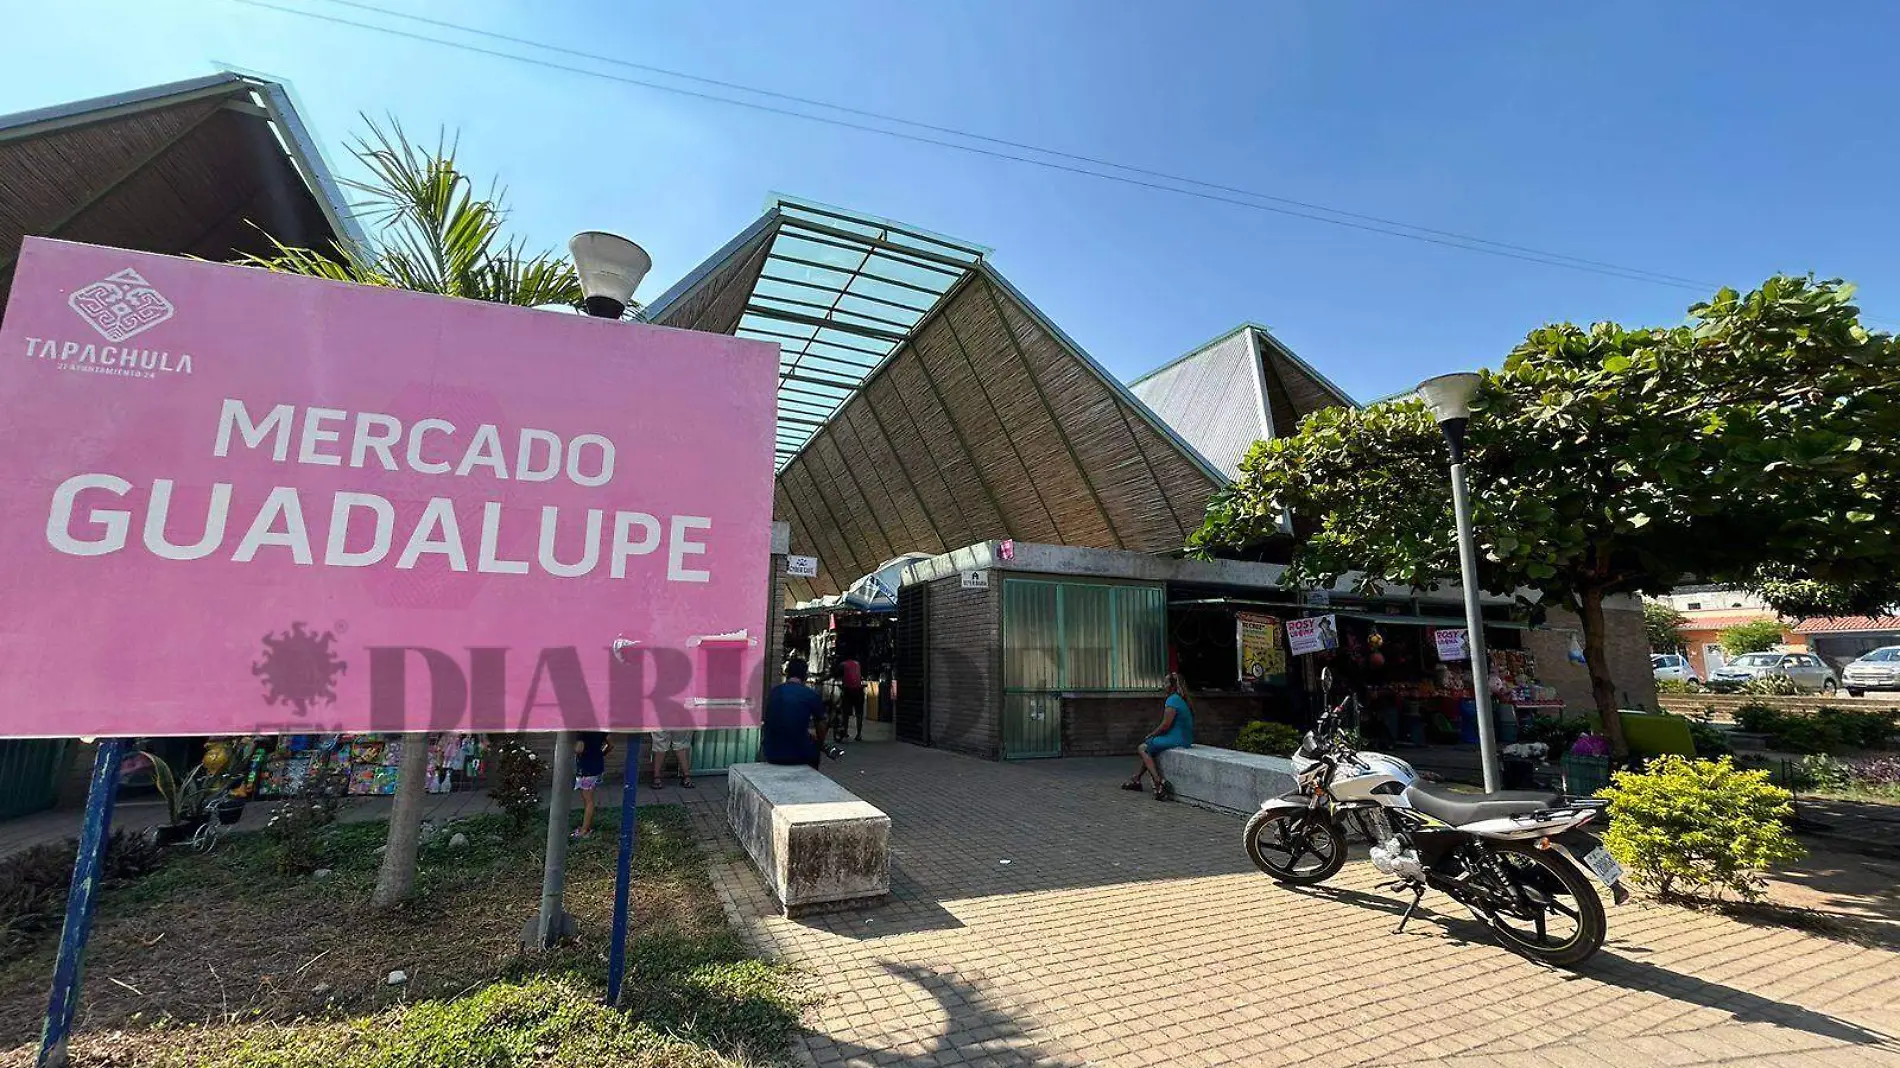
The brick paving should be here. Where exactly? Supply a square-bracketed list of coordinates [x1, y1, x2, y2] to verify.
[685, 743, 1900, 1068]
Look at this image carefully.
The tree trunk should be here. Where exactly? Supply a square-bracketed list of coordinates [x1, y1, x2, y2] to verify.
[371, 732, 432, 909]
[1577, 587, 1629, 759]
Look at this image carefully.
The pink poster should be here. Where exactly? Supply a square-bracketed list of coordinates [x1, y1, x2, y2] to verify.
[0, 238, 777, 737]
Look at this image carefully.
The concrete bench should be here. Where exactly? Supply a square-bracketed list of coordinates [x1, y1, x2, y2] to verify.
[725, 762, 890, 917]
[1157, 746, 1297, 814]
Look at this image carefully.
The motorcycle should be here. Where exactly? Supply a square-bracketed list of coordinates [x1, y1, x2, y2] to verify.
[1243, 679, 1628, 967]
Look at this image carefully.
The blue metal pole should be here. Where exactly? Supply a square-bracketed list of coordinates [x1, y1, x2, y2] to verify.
[38, 738, 127, 1068]
[605, 737, 640, 1005]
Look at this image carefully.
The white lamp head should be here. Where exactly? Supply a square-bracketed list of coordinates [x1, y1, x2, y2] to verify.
[568, 231, 651, 319]
[1415, 371, 1483, 426]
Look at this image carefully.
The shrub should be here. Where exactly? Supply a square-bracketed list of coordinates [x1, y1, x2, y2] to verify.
[1, 830, 164, 961]
[1233, 720, 1303, 757]
[265, 765, 349, 876]
[1739, 674, 1800, 697]
[1522, 715, 1588, 760]
[1683, 717, 1732, 758]
[1599, 756, 1804, 901]
[1851, 755, 1900, 784]
[1814, 706, 1898, 749]
[1795, 754, 1852, 792]
[1733, 703, 1783, 734]
[487, 735, 544, 826]
[1656, 678, 1697, 695]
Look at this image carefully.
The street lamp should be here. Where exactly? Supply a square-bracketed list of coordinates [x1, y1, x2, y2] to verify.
[558, 232, 651, 1007]
[570, 231, 651, 320]
[1416, 371, 1503, 793]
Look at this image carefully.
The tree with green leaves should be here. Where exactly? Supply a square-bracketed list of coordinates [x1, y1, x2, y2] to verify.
[1644, 602, 1689, 652]
[238, 121, 582, 908]
[1195, 276, 1900, 757]
[1720, 619, 1787, 657]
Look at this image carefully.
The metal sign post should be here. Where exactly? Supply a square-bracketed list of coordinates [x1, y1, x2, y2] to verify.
[37, 739, 127, 1068]
[606, 738, 641, 1005]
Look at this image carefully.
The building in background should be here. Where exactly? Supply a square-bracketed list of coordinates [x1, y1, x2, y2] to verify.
[650, 197, 1655, 758]
[1128, 322, 1355, 481]
[1793, 616, 1900, 674]
[1651, 585, 1803, 679]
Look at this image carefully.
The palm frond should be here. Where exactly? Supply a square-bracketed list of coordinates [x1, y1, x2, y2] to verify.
[237, 117, 580, 309]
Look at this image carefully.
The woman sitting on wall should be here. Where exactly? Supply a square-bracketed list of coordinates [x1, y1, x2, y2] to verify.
[1121, 673, 1195, 800]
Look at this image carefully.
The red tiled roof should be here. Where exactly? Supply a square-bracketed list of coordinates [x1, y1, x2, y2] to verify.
[1794, 615, 1900, 635]
[1679, 612, 1782, 632]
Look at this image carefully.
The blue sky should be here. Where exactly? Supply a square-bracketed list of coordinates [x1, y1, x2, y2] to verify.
[7, 1, 1897, 401]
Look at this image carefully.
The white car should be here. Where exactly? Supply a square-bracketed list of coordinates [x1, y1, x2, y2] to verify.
[1843, 646, 1900, 697]
[1651, 653, 1701, 687]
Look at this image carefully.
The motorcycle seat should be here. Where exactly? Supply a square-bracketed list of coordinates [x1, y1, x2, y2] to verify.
[1403, 782, 1564, 827]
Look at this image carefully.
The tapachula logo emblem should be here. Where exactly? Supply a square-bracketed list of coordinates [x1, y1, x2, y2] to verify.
[68, 267, 175, 343]
[253, 622, 348, 717]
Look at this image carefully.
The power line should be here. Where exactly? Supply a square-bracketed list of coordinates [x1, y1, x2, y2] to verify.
[308, 0, 1716, 291]
[230, 0, 1897, 322]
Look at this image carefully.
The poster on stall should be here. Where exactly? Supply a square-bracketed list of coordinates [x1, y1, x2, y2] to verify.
[1286, 614, 1339, 656]
[1235, 612, 1286, 680]
[1434, 628, 1471, 661]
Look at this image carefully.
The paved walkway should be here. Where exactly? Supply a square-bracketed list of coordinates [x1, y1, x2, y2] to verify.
[687, 743, 1900, 1068]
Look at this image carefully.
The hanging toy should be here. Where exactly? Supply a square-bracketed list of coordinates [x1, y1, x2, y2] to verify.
[1368, 627, 1386, 668]
[201, 740, 232, 775]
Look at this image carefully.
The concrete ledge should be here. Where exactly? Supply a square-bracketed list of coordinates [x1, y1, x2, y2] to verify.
[1157, 746, 1297, 815]
[726, 763, 890, 916]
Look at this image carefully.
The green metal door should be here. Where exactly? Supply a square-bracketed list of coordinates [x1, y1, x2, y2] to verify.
[1002, 693, 1062, 759]
[1002, 580, 1063, 758]
[0, 738, 70, 819]
[689, 727, 762, 773]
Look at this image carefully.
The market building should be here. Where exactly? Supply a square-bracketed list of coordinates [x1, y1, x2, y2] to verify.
[649, 197, 1656, 761]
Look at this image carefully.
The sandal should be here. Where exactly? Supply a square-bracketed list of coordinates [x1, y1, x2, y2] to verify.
[649, 777, 664, 791]
[680, 777, 696, 789]
[1153, 780, 1174, 801]
[1119, 778, 1145, 792]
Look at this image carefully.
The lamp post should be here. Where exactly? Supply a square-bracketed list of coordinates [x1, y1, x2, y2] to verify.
[1416, 371, 1502, 793]
[564, 233, 651, 1006]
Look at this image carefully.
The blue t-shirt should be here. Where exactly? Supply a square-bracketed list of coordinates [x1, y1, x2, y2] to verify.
[1158, 694, 1194, 745]
[762, 682, 826, 763]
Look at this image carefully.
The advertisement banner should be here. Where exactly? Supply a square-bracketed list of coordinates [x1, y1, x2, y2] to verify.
[1434, 628, 1471, 661]
[1235, 612, 1285, 680]
[0, 238, 778, 737]
[1286, 614, 1339, 656]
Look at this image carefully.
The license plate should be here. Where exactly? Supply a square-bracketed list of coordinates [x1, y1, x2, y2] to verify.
[1583, 846, 1624, 887]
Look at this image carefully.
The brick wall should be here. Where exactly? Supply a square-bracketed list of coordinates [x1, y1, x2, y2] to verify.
[924, 573, 1000, 759]
[1525, 602, 1657, 712]
[1061, 692, 1272, 757]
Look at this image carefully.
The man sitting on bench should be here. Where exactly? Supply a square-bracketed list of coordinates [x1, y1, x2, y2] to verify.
[763, 657, 829, 770]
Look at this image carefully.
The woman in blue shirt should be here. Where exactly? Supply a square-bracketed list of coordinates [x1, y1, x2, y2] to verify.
[1122, 673, 1194, 800]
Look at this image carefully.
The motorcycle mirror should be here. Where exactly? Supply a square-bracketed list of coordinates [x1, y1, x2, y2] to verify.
[1320, 666, 1334, 691]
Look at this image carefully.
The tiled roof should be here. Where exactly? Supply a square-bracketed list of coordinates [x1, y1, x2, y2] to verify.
[1679, 612, 1783, 631]
[1793, 615, 1900, 635]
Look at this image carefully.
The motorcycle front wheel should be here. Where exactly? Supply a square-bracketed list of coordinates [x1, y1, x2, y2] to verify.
[1479, 842, 1606, 967]
[1244, 809, 1347, 885]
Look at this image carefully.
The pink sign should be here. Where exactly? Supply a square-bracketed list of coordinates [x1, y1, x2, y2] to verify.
[0, 238, 778, 738]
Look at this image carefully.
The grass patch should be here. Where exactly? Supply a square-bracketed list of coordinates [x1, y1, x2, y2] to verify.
[0, 805, 805, 1067]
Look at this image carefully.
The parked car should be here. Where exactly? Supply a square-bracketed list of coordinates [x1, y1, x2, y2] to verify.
[1842, 646, 1900, 698]
[1708, 651, 1839, 694]
[1651, 653, 1701, 688]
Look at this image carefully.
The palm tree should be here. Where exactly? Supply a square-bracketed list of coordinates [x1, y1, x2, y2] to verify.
[238, 119, 584, 307]
[241, 120, 582, 909]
